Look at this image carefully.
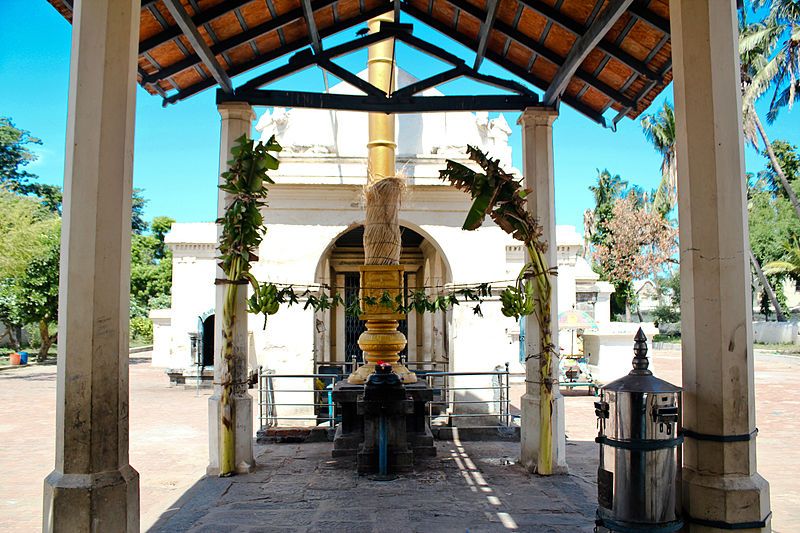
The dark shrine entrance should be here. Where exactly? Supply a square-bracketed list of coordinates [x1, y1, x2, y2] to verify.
[199, 312, 215, 368]
[343, 271, 409, 365]
[333, 225, 419, 365]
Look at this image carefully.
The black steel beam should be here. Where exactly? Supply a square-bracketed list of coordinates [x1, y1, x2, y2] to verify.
[473, 0, 500, 70]
[162, 0, 233, 93]
[163, 3, 393, 105]
[393, 66, 465, 97]
[219, 89, 541, 112]
[318, 58, 385, 96]
[239, 26, 406, 91]
[543, 0, 633, 105]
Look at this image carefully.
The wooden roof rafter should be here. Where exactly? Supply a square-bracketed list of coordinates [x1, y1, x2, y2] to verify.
[46, 0, 674, 127]
[162, 0, 234, 93]
[543, 0, 634, 106]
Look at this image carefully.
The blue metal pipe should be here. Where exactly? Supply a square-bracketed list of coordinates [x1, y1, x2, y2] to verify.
[378, 414, 388, 476]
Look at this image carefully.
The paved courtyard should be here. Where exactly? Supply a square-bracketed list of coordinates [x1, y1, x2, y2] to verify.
[0, 348, 797, 531]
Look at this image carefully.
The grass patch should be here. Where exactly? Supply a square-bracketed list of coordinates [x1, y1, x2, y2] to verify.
[754, 342, 800, 355]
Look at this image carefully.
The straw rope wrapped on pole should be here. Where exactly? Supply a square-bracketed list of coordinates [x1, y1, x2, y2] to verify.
[364, 176, 404, 266]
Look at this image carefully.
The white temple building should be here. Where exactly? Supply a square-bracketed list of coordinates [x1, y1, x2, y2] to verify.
[149, 70, 614, 383]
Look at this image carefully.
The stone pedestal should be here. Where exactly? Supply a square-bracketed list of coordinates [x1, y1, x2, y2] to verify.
[332, 381, 436, 464]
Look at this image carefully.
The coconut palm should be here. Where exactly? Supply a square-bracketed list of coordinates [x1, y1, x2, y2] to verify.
[640, 101, 676, 216]
[751, 0, 800, 123]
[764, 239, 800, 278]
[740, 15, 800, 220]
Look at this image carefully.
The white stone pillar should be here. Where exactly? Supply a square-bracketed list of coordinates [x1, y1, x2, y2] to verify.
[517, 107, 567, 474]
[43, 0, 140, 530]
[670, 0, 771, 529]
[208, 102, 256, 475]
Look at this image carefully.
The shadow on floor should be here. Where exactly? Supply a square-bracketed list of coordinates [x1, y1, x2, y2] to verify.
[149, 439, 598, 533]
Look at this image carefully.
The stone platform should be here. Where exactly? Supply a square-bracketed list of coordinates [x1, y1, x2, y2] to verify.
[149, 440, 598, 532]
[331, 381, 436, 463]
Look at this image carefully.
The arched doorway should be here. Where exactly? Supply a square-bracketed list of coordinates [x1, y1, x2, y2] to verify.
[198, 311, 214, 368]
[313, 223, 452, 373]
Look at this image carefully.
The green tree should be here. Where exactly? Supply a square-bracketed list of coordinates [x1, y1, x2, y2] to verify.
[129, 216, 174, 320]
[0, 117, 41, 194]
[739, 14, 800, 221]
[150, 216, 175, 259]
[0, 191, 60, 345]
[640, 101, 677, 216]
[13, 226, 60, 361]
[588, 169, 628, 248]
[750, 0, 800, 123]
[131, 188, 149, 234]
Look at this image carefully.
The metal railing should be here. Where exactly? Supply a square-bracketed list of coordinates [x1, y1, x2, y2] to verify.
[424, 364, 519, 429]
[257, 363, 518, 432]
[258, 369, 342, 429]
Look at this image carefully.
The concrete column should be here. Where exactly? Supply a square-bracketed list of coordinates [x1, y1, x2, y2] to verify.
[208, 102, 256, 475]
[670, 0, 771, 529]
[43, 0, 140, 530]
[517, 107, 567, 474]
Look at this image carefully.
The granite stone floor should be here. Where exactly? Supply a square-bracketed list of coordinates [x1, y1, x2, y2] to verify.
[149, 439, 598, 533]
[2, 348, 798, 532]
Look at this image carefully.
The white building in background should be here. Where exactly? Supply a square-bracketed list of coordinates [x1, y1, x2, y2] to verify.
[150, 70, 614, 384]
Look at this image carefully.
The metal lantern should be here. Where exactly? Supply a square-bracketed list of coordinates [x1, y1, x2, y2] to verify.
[594, 328, 682, 532]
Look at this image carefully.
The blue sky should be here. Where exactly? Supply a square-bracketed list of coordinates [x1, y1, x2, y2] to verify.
[1, 0, 798, 231]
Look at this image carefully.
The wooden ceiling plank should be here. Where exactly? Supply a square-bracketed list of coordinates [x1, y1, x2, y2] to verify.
[162, 0, 234, 93]
[473, 0, 500, 70]
[543, 0, 634, 105]
[516, 0, 658, 81]
[628, 0, 669, 34]
[401, 2, 608, 126]
[611, 56, 670, 124]
[264, 0, 288, 46]
[445, 0, 635, 108]
[140, 0, 254, 56]
[164, 2, 393, 105]
[502, 4, 525, 57]
[144, 0, 341, 85]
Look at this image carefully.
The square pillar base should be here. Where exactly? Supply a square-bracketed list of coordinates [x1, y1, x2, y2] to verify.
[519, 390, 568, 474]
[207, 391, 255, 475]
[683, 469, 771, 531]
[43, 465, 139, 532]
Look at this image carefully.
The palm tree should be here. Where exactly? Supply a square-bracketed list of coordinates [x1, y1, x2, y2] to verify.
[740, 14, 800, 221]
[588, 169, 627, 248]
[640, 101, 676, 216]
[764, 239, 800, 278]
[751, 0, 800, 123]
